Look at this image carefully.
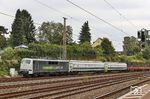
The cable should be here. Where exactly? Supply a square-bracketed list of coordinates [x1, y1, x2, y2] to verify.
[34, 0, 115, 39]
[103, 0, 138, 30]
[0, 11, 41, 25]
[0, 9, 123, 46]
[34, 0, 71, 18]
[33, 0, 81, 23]
[0, 11, 80, 40]
[66, 0, 131, 36]
[0, 11, 14, 18]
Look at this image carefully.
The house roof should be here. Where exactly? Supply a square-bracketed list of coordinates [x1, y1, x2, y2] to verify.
[14, 44, 28, 49]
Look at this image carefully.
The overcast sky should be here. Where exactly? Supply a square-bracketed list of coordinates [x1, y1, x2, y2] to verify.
[0, 0, 150, 51]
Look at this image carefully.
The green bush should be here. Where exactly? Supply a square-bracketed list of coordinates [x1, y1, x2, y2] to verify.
[143, 46, 150, 59]
[28, 43, 62, 58]
[1, 47, 15, 60]
[0, 62, 9, 76]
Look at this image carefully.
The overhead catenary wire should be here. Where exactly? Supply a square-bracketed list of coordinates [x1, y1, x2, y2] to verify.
[34, 0, 116, 39]
[33, 0, 81, 23]
[33, 0, 85, 39]
[66, 0, 131, 36]
[34, 0, 71, 18]
[0, 11, 41, 25]
[0, 2, 124, 45]
[0, 10, 119, 43]
[103, 0, 138, 30]
[0, 11, 14, 18]
[0, 10, 80, 40]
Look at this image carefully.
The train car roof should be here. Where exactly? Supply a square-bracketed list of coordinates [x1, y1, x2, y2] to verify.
[22, 58, 70, 62]
[22, 58, 103, 63]
[22, 58, 126, 64]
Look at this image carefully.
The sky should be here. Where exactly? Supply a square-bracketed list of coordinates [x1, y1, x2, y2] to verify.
[0, 0, 150, 51]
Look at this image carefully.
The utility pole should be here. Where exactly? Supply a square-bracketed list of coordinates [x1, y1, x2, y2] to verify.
[63, 17, 67, 60]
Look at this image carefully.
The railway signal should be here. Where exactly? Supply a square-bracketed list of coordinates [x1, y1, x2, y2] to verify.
[137, 28, 150, 49]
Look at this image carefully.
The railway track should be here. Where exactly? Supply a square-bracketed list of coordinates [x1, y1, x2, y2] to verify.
[0, 72, 127, 83]
[0, 71, 146, 83]
[0, 78, 132, 99]
[0, 72, 144, 89]
[94, 78, 150, 99]
[0, 72, 149, 99]
[33, 78, 136, 99]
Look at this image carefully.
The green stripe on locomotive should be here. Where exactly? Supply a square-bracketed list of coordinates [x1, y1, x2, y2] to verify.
[43, 65, 54, 71]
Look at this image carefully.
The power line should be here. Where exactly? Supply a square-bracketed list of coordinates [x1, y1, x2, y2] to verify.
[0, 11, 122, 45]
[0, 11, 14, 18]
[33, 0, 85, 40]
[34, 0, 71, 18]
[0, 11, 41, 25]
[103, 0, 138, 30]
[33, 0, 81, 23]
[0, 7, 123, 45]
[0, 10, 80, 39]
[34, 0, 116, 39]
[66, 0, 131, 36]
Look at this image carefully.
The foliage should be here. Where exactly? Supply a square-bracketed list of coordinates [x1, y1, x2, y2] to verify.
[67, 42, 96, 60]
[0, 35, 6, 49]
[21, 10, 36, 43]
[0, 41, 149, 76]
[15, 49, 35, 59]
[123, 36, 140, 56]
[79, 21, 91, 44]
[0, 26, 8, 35]
[11, 9, 24, 46]
[28, 43, 62, 58]
[11, 9, 35, 46]
[101, 38, 115, 56]
[142, 45, 150, 60]
[118, 55, 127, 62]
[0, 26, 8, 49]
[38, 22, 73, 44]
[0, 62, 9, 76]
[1, 47, 16, 60]
[0, 47, 19, 76]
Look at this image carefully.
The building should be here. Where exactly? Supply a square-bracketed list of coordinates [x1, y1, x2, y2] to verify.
[14, 44, 28, 49]
[92, 38, 103, 48]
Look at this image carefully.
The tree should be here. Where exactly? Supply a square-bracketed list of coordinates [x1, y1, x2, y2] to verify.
[142, 45, 150, 59]
[123, 36, 140, 56]
[0, 26, 8, 35]
[0, 26, 8, 49]
[11, 9, 25, 46]
[21, 10, 36, 43]
[38, 22, 73, 44]
[11, 9, 36, 46]
[101, 38, 115, 56]
[79, 21, 91, 44]
[0, 35, 6, 49]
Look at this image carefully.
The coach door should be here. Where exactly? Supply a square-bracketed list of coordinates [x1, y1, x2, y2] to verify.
[104, 63, 108, 72]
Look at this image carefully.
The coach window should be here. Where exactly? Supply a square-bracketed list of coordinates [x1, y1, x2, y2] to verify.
[48, 62, 58, 65]
[53, 62, 58, 65]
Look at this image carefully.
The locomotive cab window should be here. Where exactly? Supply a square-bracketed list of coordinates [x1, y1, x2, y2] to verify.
[22, 60, 31, 64]
[25, 60, 31, 64]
